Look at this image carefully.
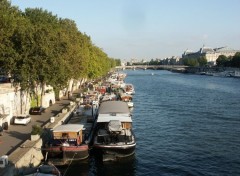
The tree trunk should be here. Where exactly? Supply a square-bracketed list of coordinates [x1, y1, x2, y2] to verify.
[40, 82, 45, 107]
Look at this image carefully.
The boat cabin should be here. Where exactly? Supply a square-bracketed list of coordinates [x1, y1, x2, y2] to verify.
[95, 101, 133, 144]
[52, 124, 84, 146]
[120, 93, 133, 101]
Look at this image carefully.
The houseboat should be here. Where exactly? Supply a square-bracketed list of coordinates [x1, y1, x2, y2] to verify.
[42, 102, 98, 165]
[123, 83, 135, 95]
[92, 101, 136, 161]
[42, 124, 89, 165]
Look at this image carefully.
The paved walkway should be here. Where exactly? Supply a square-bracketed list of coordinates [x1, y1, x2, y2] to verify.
[0, 93, 79, 157]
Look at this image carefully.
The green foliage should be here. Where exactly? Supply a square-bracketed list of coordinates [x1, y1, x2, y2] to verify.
[31, 124, 43, 135]
[231, 52, 240, 68]
[183, 58, 199, 67]
[30, 94, 41, 107]
[0, 0, 23, 73]
[183, 56, 207, 67]
[197, 56, 207, 66]
[216, 53, 240, 68]
[149, 59, 160, 65]
[216, 55, 230, 67]
[0, 1, 116, 96]
[114, 59, 121, 66]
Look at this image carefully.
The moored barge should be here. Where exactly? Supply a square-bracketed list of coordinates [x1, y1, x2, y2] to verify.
[92, 101, 136, 161]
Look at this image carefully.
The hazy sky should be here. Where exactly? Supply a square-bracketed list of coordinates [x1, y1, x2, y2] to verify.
[11, 0, 240, 61]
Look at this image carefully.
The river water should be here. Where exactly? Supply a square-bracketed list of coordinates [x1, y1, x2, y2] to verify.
[61, 69, 240, 176]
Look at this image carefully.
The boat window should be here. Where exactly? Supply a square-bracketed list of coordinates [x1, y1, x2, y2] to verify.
[118, 135, 126, 142]
[98, 129, 108, 136]
[122, 122, 132, 129]
[67, 139, 77, 145]
[125, 129, 131, 136]
[62, 133, 68, 138]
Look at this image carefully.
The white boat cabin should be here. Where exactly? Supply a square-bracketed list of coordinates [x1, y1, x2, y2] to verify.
[95, 101, 133, 144]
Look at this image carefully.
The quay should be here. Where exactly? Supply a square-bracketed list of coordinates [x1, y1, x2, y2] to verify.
[0, 91, 80, 176]
[116, 65, 240, 77]
[0, 71, 135, 175]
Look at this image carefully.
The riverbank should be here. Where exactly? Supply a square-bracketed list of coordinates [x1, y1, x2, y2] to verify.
[181, 66, 240, 78]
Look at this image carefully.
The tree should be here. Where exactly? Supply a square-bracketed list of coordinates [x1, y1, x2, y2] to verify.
[0, 0, 23, 74]
[216, 55, 230, 67]
[114, 59, 121, 66]
[1, 2, 115, 103]
[198, 56, 207, 66]
[183, 58, 199, 67]
[231, 52, 240, 68]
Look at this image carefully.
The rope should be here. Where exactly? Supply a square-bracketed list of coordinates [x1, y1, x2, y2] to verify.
[62, 152, 77, 176]
[45, 152, 48, 162]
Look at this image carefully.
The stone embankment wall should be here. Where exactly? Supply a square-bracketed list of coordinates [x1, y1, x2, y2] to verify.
[185, 66, 240, 74]
[2, 102, 76, 176]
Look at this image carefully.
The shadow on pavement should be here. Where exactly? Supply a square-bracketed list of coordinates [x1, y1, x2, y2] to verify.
[49, 110, 62, 115]
[5, 130, 29, 141]
[4, 131, 30, 155]
[35, 120, 46, 124]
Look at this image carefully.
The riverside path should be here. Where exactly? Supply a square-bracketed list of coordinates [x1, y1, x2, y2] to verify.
[0, 95, 74, 157]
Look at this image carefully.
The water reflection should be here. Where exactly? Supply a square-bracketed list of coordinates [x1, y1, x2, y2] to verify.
[90, 155, 137, 176]
[59, 155, 136, 176]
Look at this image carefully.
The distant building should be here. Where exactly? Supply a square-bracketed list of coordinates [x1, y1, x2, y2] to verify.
[161, 56, 181, 65]
[129, 58, 138, 65]
[0, 84, 22, 127]
[182, 46, 240, 65]
[0, 83, 55, 128]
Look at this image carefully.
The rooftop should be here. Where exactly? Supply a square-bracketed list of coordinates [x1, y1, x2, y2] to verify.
[97, 113, 132, 123]
[199, 46, 214, 53]
[53, 124, 84, 132]
[98, 101, 130, 114]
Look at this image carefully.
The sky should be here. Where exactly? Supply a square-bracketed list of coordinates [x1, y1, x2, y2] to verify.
[11, 0, 240, 61]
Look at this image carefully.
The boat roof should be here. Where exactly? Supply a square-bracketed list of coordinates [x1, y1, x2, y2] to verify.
[120, 93, 132, 97]
[98, 101, 130, 114]
[97, 113, 132, 123]
[53, 124, 84, 132]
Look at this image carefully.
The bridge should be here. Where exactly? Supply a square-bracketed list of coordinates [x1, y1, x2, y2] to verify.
[116, 65, 188, 71]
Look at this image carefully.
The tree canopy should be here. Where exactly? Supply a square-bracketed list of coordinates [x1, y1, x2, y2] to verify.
[231, 52, 240, 68]
[216, 55, 230, 67]
[0, 0, 119, 92]
[216, 53, 240, 67]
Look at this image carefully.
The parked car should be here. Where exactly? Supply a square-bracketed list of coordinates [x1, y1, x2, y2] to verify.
[14, 115, 31, 125]
[0, 76, 10, 83]
[29, 106, 45, 115]
[0, 125, 3, 136]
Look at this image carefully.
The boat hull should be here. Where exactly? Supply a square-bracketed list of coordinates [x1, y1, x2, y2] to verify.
[93, 143, 136, 161]
[42, 145, 89, 165]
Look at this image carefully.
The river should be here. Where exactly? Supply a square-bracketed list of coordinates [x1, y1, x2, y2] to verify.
[61, 69, 240, 176]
